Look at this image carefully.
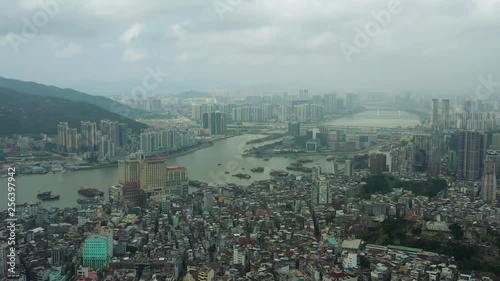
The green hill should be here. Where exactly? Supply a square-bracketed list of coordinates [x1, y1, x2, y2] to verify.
[0, 87, 148, 136]
[0, 76, 147, 118]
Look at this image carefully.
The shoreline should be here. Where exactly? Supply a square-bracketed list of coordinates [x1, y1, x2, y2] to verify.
[243, 144, 381, 158]
[162, 142, 214, 158]
[11, 135, 241, 176]
[160, 134, 238, 158]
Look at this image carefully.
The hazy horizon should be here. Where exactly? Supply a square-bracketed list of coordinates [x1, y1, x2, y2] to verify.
[1, 0, 499, 95]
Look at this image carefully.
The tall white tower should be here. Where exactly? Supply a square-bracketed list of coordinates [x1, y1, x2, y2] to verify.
[345, 160, 353, 177]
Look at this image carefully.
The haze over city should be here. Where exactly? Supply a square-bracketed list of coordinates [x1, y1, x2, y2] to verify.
[1, 0, 499, 94]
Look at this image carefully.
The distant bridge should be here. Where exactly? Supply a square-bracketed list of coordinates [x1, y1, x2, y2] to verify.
[362, 103, 428, 117]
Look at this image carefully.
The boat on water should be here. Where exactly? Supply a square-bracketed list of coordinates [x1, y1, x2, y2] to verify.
[269, 170, 288, 177]
[51, 164, 64, 173]
[37, 191, 60, 201]
[225, 171, 230, 174]
[218, 163, 223, 166]
[263, 158, 270, 161]
[77, 198, 101, 205]
[232, 173, 251, 179]
[188, 180, 209, 187]
[286, 166, 312, 173]
[78, 188, 104, 197]
[250, 167, 264, 172]
[65, 165, 92, 170]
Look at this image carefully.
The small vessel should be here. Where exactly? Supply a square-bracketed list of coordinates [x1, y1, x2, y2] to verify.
[225, 171, 230, 174]
[232, 173, 251, 179]
[250, 167, 264, 172]
[51, 164, 64, 173]
[263, 158, 270, 161]
[78, 188, 104, 197]
[37, 191, 60, 201]
[188, 180, 209, 187]
[270, 170, 288, 177]
[77, 198, 101, 205]
[218, 163, 222, 166]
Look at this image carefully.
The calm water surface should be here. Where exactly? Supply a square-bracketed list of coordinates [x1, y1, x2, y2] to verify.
[324, 109, 420, 128]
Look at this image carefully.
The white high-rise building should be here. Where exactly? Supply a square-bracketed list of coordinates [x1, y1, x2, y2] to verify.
[343, 253, 358, 269]
[295, 104, 308, 123]
[312, 176, 330, 205]
[99, 135, 115, 161]
[233, 246, 245, 265]
[345, 160, 353, 177]
[278, 105, 288, 123]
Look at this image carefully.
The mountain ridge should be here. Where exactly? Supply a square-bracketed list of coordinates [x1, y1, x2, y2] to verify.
[0, 76, 147, 118]
[0, 87, 148, 136]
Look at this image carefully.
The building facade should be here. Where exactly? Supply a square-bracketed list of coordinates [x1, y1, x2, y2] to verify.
[166, 166, 189, 198]
[456, 131, 486, 180]
[82, 231, 113, 270]
[481, 160, 497, 203]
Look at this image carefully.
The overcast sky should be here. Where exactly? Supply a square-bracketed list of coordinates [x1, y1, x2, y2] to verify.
[0, 0, 499, 95]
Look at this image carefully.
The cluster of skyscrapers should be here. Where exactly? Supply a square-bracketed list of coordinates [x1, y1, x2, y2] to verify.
[202, 112, 226, 135]
[430, 98, 498, 131]
[429, 98, 450, 129]
[392, 98, 500, 204]
[190, 92, 357, 127]
[57, 120, 129, 161]
[139, 129, 197, 156]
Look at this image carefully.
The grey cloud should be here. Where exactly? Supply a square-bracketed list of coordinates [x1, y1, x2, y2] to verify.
[0, 0, 498, 94]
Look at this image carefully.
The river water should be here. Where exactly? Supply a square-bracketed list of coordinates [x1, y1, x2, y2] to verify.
[0, 109, 419, 208]
[324, 107, 421, 128]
